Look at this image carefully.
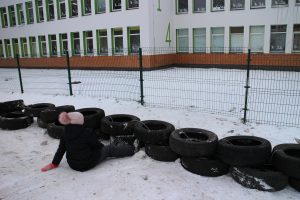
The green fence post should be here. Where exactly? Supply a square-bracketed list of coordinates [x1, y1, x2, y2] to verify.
[243, 49, 251, 124]
[66, 51, 73, 96]
[139, 48, 144, 105]
[16, 54, 24, 93]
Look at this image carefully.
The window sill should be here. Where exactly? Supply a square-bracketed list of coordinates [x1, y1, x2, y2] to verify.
[111, 9, 122, 12]
[83, 13, 92, 16]
[250, 6, 266, 9]
[193, 10, 206, 13]
[271, 5, 289, 8]
[69, 15, 79, 18]
[177, 12, 188, 15]
[96, 11, 106, 14]
[211, 9, 225, 12]
[230, 8, 245, 11]
[127, 7, 139, 10]
[58, 17, 66, 20]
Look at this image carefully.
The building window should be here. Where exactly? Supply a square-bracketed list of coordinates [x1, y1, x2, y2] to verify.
[193, 28, 206, 53]
[112, 28, 123, 54]
[270, 25, 286, 52]
[16, 4, 25, 25]
[38, 36, 47, 57]
[231, 0, 245, 10]
[46, 0, 55, 21]
[20, 38, 29, 57]
[111, 0, 121, 11]
[36, 0, 45, 22]
[128, 27, 140, 54]
[211, 27, 224, 52]
[272, 0, 288, 7]
[0, 7, 9, 28]
[249, 26, 264, 52]
[176, 29, 189, 53]
[49, 35, 57, 56]
[83, 31, 94, 55]
[230, 27, 244, 52]
[250, 0, 265, 8]
[297, 0, 300, 5]
[57, 0, 67, 19]
[29, 37, 38, 57]
[127, 0, 139, 9]
[69, 0, 78, 17]
[82, 0, 92, 15]
[177, 0, 188, 14]
[95, 0, 106, 13]
[212, 0, 224, 11]
[12, 39, 20, 58]
[4, 39, 12, 58]
[293, 24, 300, 52]
[71, 32, 81, 55]
[193, 0, 206, 12]
[60, 33, 68, 55]
[26, 1, 34, 24]
[8, 6, 17, 27]
[0, 40, 4, 58]
[97, 29, 108, 55]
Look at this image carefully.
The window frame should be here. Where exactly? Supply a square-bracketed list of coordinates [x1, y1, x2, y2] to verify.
[12, 38, 20, 58]
[193, 28, 206, 53]
[193, 0, 206, 13]
[211, 27, 225, 53]
[211, 0, 225, 12]
[293, 24, 300, 52]
[0, 7, 9, 28]
[126, 0, 139, 10]
[16, 4, 25, 25]
[20, 37, 29, 57]
[46, 0, 55, 21]
[176, 0, 188, 14]
[25, 1, 35, 24]
[111, 0, 122, 12]
[112, 28, 124, 55]
[38, 35, 47, 57]
[271, 0, 288, 7]
[229, 27, 244, 53]
[57, 0, 67, 19]
[48, 34, 58, 56]
[82, 0, 92, 16]
[128, 26, 140, 54]
[249, 25, 265, 53]
[230, 0, 245, 11]
[95, 0, 106, 14]
[69, 0, 78, 17]
[96, 29, 108, 55]
[0, 40, 4, 58]
[270, 25, 287, 53]
[83, 30, 94, 55]
[176, 28, 189, 53]
[71, 32, 81, 56]
[4, 39, 12, 58]
[250, 0, 266, 9]
[8, 5, 17, 27]
[35, 0, 45, 23]
[59, 33, 68, 55]
[29, 37, 38, 57]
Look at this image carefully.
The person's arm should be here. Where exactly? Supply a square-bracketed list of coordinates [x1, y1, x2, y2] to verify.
[41, 137, 66, 172]
[87, 128, 104, 149]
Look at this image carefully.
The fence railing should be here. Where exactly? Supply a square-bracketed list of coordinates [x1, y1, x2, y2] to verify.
[0, 48, 299, 128]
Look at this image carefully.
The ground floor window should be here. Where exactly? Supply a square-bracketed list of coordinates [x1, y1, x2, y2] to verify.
[12, 38, 20, 57]
[193, 28, 206, 53]
[49, 34, 57, 56]
[83, 31, 94, 55]
[97, 29, 108, 55]
[230, 0, 245, 10]
[4, 39, 12, 58]
[36, 0, 44, 22]
[21, 38, 29, 57]
[96, 0, 106, 13]
[38, 36, 47, 57]
[60, 33, 68, 55]
[0, 40, 4, 57]
[249, 26, 264, 52]
[71, 32, 81, 55]
[230, 27, 244, 52]
[293, 24, 300, 52]
[176, 29, 189, 53]
[112, 28, 123, 54]
[211, 27, 224, 52]
[111, 0, 121, 11]
[82, 0, 91, 15]
[128, 27, 140, 54]
[1, 7, 9, 28]
[30, 37, 37, 57]
[69, 0, 78, 17]
[212, 0, 225, 11]
[272, 0, 288, 7]
[16, 4, 25, 25]
[251, 0, 265, 8]
[58, 0, 66, 19]
[26, 1, 34, 24]
[270, 25, 286, 52]
[193, 0, 206, 12]
[127, 0, 139, 9]
[177, 0, 188, 14]
[8, 6, 16, 27]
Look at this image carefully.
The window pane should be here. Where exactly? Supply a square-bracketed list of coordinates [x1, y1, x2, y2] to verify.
[84, 0, 91, 14]
[1, 8, 9, 27]
[48, 0, 55, 20]
[272, 0, 288, 6]
[113, 29, 123, 54]
[212, 0, 225, 11]
[96, 0, 106, 13]
[178, 0, 188, 13]
[211, 27, 224, 52]
[0, 40, 4, 57]
[129, 28, 140, 54]
[249, 26, 264, 52]
[72, 32, 80, 55]
[194, 28, 206, 52]
[194, 0, 206, 12]
[231, 0, 245, 10]
[27, 2, 34, 23]
[270, 34, 286, 52]
[128, 0, 139, 9]
[49, 35, 57, 56]
[251, 0, 265, 8]
[71, 0, 78, 17]
[112, 0, 121, 10]
[9, 6, 16, 26]
[293, 25, 300, 51]
[177, 29, 189, 52]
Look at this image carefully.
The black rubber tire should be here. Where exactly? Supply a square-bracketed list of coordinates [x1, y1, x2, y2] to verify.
[40, 105, 75, 123]
[114, 135, 137, 145]
[271, 144, 300, 179]
[95, 129, 110, 140]
[145, 144, 179, 162]
[230, 165, 288, 192]
[181, 156, 229, 177]
[217, 136, 272, 167]
[134, 120, 175, 145]
[25, 103, 55, 117]
[0, 99, 25, 114]
[37, 117, 48, 129]
[169, 128, 218, 157]
[289, 178, 300, 192]
[0, 112, 33, 130]
[47, 121, 64, 139]
[76, 108, 105, 129]
[101, 114, 140, 136]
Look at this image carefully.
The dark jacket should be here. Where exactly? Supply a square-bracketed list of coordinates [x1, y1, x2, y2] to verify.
[52, 124, 104, 172]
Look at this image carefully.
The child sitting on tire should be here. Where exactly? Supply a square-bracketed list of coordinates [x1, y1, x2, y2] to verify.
[41, 112, 135, 172]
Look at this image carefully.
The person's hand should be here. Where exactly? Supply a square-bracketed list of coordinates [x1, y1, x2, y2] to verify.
[58, 112, 71, 125]
[41, 163, 58, 172]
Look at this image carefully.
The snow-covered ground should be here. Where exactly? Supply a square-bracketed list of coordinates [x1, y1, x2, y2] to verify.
[0, 92, 299, 200]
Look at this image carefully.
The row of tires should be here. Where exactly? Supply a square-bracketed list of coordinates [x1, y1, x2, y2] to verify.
[0, 100, 300, 193]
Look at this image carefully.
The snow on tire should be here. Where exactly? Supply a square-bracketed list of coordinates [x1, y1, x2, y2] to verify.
[0, 99, 25, 114]
[25, 103, 55, 117]
[37, 117, 48, 129]
[47, 121, 65, 139]
[0, 112, 33, 130]
[181, 156, 229, 177]
[169, 128, 218, 157]
[40, 105, 75, 123]
[76, 108, 105, 129]
[145, 144, 179, 162]
[230, 165, 288, 192]
[271, 144, 300, 179]
[217, 136, 271, 167]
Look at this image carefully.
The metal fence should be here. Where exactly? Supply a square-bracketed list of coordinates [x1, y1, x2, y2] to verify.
[0, 48, 299, 128]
